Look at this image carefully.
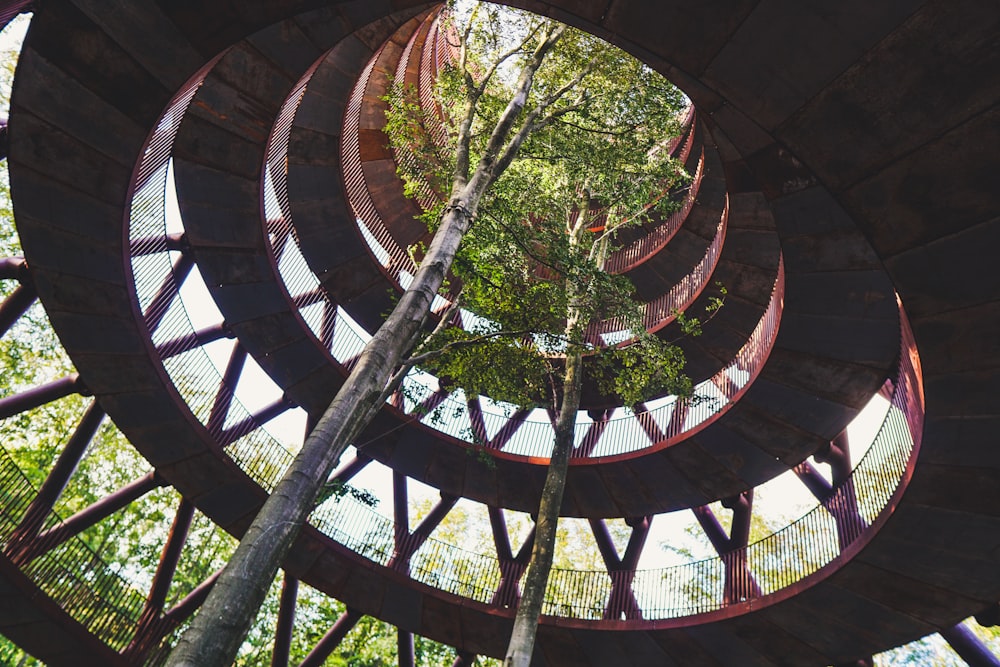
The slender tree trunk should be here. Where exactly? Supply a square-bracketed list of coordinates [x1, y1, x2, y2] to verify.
[505, 236, 589, 666]
[167, 18, 569, 666]
[165, 202, 473, 667]
[505, 199, 600, 667]
[504, 345, 582, 667]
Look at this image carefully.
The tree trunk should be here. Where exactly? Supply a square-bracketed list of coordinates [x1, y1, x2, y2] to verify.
[503, 344, 583, 667]
[505, 197, 597, 667]
[165, 202, 473, 667]
[504, 317, 583, 667]
[167, 18, 569, 666]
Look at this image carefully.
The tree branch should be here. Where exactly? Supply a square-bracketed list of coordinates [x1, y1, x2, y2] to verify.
[365, 296, 465, 422]
[473, 23, 543, 99]
[467, 23, 566, 198]
[452, 5, 480, 188]
[488, 68, 592, 185]
[404, 328, 538, 366]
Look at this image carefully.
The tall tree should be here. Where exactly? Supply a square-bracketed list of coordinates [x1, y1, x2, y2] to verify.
[166, 6, 597, 665]
[395, 24, 696, 660]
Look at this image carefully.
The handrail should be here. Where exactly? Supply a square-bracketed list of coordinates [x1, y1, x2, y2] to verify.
[309, 307, 920, 621]
[126, 31, 782, 470]
[584, 188, 725, 343]
[0, 445, 151, 651]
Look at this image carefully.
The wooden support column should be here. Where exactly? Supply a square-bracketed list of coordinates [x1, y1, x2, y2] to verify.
[320, 299, 337, 351]
[572, 409, 612, 459]
[124, 499, 196, 662]
[795, 432, 867, 551]
[300, 608, 363, 667]
[466, 398, 489, 445]
[160, 568, 222, 626]
[16, 470, 165, 563]
[389, 476, 459, 574]
[329, 454, 372, 485]
[691, 491, 760, 605]
[129, 231, 186, 257]
[589, 516, 649, 620]
[157, 321, 231, 359]
[272, 573, 299, 667]
[940, 624, 1000, 667]
[665, 398, 689, 438]
[123, 568, 222, 662]
[207, 343, 247, 436]
[0, 256, 27, 279]
[720, 491, 758, 604]
[144, 250, 194, 334]
[0, 374, 85, 420]
[0, 282, 36, 338]
[5, 400, 105, 563]
[397, 629, 415, 667]
[393, 471, 409, 560]
[488, 506, 535, 607]
[488, 408, 530, 451]
[218, 397, 293, 447]
[635, 399, 687, 445]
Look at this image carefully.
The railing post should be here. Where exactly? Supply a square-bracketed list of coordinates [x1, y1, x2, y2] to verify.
[300, 608, 363, 667]
[272, 573, 298, 667]
[0, 374, 86, 420]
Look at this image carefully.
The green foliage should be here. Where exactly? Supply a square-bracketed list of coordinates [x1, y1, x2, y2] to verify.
[385, 3, 699, 416]
[0, 638, 42, 666]
[0, 31, 20, 269]
[316, 477, 380, 509]
[592, 334, 693, 407]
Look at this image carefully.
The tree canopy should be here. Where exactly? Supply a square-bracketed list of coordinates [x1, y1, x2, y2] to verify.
[382, 5, 702, 664]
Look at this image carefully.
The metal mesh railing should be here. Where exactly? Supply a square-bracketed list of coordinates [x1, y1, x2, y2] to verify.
[133, 70, 780, 468]
[602, 139, 702, 275]
[585, 189, 725, 343]
[0, 446, 148, 651]
[118, 13, 916, 629]
[397, 255, 782, 461]
[307, 315, 920, 620]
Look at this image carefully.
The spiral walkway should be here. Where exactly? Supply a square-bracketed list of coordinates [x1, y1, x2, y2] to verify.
[0, 1, 998, 665]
